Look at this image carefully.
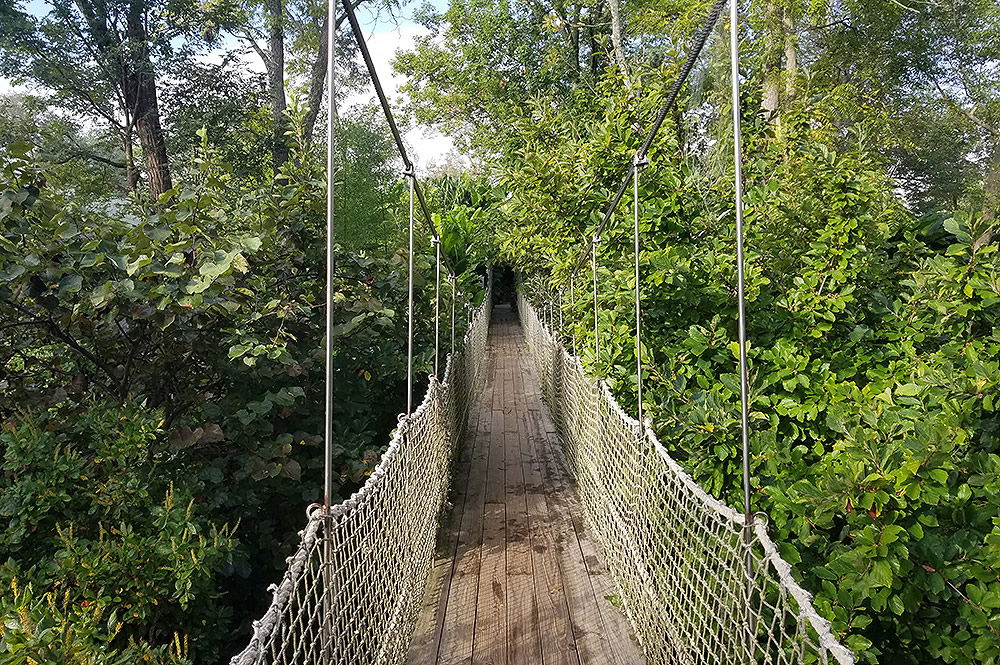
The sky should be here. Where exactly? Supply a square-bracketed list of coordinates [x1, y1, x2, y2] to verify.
[1, 0, 460, 171]
[345, 1, 462, 171]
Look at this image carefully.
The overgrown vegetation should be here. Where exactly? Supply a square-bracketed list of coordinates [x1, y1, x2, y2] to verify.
[0, 0, 490, 661]
[0, 0, 997, 661]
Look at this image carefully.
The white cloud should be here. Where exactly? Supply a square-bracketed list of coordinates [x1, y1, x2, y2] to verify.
[342, 25, 464, 173]
[1, 77, 22, 95]
[0, 16, 463, 172]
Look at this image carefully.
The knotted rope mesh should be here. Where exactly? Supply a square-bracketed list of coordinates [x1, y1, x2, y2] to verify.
[231, 287, 492, 665]
[518, 291, 854, 665]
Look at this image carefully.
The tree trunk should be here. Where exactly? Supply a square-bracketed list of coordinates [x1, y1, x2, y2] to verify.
[760, 0, 782, 122]
[303, 13, 330, 146]
[783, 5, 798, 100]
[570, 4, 581, 77]
[984, 149, 1000, 221]
[267, 0, 289, 170]
[608, 0, 629, 85]
[125, 2, 172, 198]
[123, 130, 140, 194]
[589, 1, 605, 78]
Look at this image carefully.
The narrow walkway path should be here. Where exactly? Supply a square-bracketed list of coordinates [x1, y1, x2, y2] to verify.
[407, 304, 645, 665]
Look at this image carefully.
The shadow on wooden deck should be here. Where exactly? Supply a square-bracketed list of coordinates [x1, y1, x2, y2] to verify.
[406, 304, 645, 665]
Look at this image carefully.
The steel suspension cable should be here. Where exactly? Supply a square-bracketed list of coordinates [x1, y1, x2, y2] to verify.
[569, 274, 577, 355]
[323, 0, 337, 515]
[339, 0, 455, 277]
[564, 0, 729, 284]
[729, 0, 752, 532]
[592, 235, 600, 361]
[433, 237, 441, 376]
[450, 277, 457, 357]
[322, 0, 337, 659]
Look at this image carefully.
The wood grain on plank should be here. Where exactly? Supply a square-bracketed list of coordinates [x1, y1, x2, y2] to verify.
[407, 304, 645, 665]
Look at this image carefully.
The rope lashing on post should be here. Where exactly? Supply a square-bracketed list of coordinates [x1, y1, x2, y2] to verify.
[518, 292, 854, 665]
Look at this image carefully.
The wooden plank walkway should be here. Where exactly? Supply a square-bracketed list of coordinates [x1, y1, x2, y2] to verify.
[407, 304, 645, 665]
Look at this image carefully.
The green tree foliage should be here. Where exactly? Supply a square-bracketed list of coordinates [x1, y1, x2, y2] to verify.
[0, 111, 484, 660]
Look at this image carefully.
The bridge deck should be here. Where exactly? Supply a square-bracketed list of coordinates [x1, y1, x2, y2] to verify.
[407, 304, 645, 665]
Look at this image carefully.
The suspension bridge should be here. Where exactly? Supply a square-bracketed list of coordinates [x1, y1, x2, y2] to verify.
[231, 0, 858, 662]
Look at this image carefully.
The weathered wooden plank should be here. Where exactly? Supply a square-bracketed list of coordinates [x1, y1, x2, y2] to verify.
[505, 427, 540, 665]
[406, 403, 480, 664]
[485, 418, 506, 506]
[542, 488, 615, 665]
[527, 492, 579, 665]
[569, 507, 645, 665]
[472, 502, 507, 665]
[437, 412, 492, 665]
[518, 409, 544, 494]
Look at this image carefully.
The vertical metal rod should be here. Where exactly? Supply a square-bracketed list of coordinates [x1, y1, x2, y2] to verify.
[434, 239, 441, 376]
[323, 0, 336, 514]
[406, 168, 415, 415]
[633, 157, 646, 422]
[570, 274, 576, 356]
[451, 277, 457, 357]
[322, 0, 336, 661]
[591, 234, 600, 362]
[558, 288, 564, 335]
[730, 0, 752, 532]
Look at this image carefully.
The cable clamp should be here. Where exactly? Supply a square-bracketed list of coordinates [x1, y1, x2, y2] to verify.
[403, 164, 416, 178]
[633, 153, 649, 169]
[592, 232, 602, 246]
[431, 235, 440, 246]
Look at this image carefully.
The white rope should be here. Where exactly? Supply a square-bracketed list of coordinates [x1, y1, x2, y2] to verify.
[232, 285, 493, 665]
[518, 290, 855, 665]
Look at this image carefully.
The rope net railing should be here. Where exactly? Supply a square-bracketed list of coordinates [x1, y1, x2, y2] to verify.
[231, 284, 492, 665]
[518, 291, 854, 665]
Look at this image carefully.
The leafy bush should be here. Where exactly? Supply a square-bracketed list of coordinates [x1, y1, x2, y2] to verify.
[500, 85, 1000, 662]
[0, 404, 233, 662]
[0, 131, 487, 661]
